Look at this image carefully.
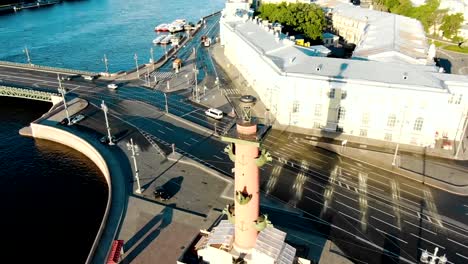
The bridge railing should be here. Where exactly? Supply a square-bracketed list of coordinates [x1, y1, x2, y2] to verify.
[0, 60, 98, 76]
[0, 85, 59, 103]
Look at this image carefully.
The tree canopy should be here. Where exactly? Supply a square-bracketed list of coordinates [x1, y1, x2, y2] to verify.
[258, 3, 326, 40]
[440, 13, 464, 40]
[372, 0, 465, 41]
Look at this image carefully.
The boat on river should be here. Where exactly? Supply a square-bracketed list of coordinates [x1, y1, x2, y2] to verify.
[152, 35, 166, 44]
[159, 34, 173, 45]
[155, 23, 169, 32]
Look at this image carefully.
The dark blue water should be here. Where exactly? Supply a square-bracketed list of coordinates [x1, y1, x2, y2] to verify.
[0, 0, 224, 72]
[0, 97, 108, 263]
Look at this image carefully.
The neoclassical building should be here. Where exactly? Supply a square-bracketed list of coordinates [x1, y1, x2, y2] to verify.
[220, 0, 468, 158]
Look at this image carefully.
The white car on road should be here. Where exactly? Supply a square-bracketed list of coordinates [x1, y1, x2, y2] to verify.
[107, 83, 118, 89]
[71, 114, 85, 124]
[205, 108, 223, 120]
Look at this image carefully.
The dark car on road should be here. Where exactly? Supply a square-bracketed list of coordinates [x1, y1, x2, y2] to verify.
[154, 186, 171, 201]
[100, 135, 117, 144]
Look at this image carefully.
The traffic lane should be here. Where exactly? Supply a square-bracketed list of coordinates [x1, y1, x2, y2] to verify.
[263, 129, 468, 225]
[0, 70, 105, 94]
[264, 159, 468, 264]
[75, 87, 233, 175]
[0, 65, 78, 80]
[69, 82, 234, 138]
[266, 140, 468, 241]
[0, 65, 109, 89]
[114, 86, 235, 132]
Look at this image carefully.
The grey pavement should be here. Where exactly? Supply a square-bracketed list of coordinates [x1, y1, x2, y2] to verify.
[436, 48, 468, 75]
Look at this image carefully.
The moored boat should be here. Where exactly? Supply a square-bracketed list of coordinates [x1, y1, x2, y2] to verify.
[155, 23, 169, 32]
[152, 35, 166, 44]
[159, 34, 173, 45]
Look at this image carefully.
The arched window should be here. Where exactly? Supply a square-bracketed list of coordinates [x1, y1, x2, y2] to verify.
[413, 117, 424, 131]
[387, 114, 396, 127]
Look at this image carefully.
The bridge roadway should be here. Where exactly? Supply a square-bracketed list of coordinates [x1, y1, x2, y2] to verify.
[1, 19, 468, 264]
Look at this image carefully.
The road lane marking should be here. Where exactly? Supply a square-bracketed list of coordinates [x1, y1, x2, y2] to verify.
[410, 233, 445, 249]
[165, 126, 174, 131]
[456, 253, 468, 260]
[335, 200, 360, 214]
[157, 129, 166, 134]
[183, 141, 191, 146]
[375, 228, 407, 244]
[189, 137, 199, 142]
[403, 220, 436, 235]
[213, 155, 223, 160]
[448, 238, 468, 249]
[338, 211, 363, 224]
[368, 204, 395, 218]
[371, 216, 401, 230]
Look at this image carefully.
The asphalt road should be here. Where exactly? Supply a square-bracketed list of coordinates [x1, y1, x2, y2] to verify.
[1, 15, 468, 264]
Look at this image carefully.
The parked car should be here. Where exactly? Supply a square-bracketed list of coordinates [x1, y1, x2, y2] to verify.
[70, 114, 85, 124]
[154, 186, 171, 201]
[100, 135, 117, 144]
[205, 108, 223, 120]
[107, 83, 118, 89]
[83, 75, 95, 81]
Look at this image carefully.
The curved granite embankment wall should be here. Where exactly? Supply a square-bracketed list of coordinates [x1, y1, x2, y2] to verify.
[30, 123, 118, 264]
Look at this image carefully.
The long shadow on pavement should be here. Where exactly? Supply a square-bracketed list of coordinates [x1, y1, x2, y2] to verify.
[121, 204, 174, 264]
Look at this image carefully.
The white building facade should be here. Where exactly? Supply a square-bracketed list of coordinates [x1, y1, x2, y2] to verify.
[220, 8, 468, 157]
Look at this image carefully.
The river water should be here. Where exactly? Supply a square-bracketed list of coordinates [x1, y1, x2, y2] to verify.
[0, 0, 224, 73]
[0, 0, 224, 262]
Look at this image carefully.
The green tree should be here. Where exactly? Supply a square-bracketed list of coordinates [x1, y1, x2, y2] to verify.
[257, 3, 326, 40]
[440, 13, 464, 40]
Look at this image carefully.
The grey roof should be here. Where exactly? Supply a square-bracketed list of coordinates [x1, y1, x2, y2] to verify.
[226, 20, 466, 90]
[332, 4, 429, 65]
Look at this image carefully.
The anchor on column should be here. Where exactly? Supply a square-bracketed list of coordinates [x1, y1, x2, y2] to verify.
[236, 186, 252, 205]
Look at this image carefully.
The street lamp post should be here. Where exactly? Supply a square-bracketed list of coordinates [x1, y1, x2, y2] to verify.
[100, 100, 114, 146]
[420, 247, 447, 264]
[57, 74, 71, 125]
[164, 92, 169, 113]
[150, 47, 155, 71]
[134, 53, 139, 78]
[23, 45, 32, 65]
[103, 54, 109, 74]
[127, 138, 143, 194]
[193, 65, 199, 102]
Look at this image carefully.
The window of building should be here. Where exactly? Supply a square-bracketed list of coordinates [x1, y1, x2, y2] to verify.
[449, 94, 463, 104]
[448, 94, 455, 104]
[337, 107, 346, 121]
[359, 129, 367, 137]
[387, 114, 396, 127]
[413, 117, 424, 131]
[292, 100, 300, 113]
[341, 90, 347, 99]
[314, 104, 322, 117]
[329, 88, 335, 98]
[361, 112, 369, 126]
[384, 133, 392, 141]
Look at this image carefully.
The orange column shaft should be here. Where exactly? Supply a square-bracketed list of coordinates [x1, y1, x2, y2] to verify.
[234, 124, 259, 251]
